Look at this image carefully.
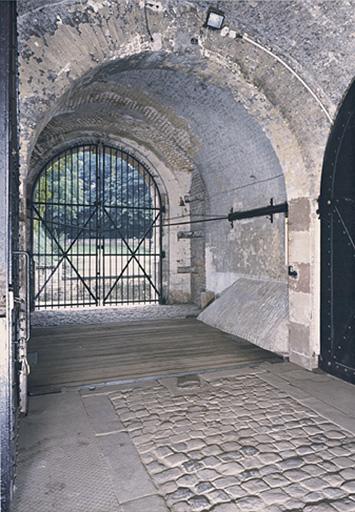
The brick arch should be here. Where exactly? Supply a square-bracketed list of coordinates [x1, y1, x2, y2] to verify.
[26, 52, 290, 316]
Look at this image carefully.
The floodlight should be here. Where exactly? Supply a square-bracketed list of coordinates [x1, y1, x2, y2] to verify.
[205, 7, 225, 30]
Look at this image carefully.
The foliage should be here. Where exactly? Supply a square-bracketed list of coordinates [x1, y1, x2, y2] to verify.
[33, 148, 157, 250]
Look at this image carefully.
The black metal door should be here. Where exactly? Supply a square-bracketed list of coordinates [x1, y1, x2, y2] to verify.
[320, 82, 355, 383]
[32, 144, 163, 309]
[0, 1, 20, 509]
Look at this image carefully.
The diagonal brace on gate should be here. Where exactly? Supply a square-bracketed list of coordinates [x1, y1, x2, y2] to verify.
[334, 204, 355, 251]
[32, 205, 98, 302]
[103, 207, 161, 302]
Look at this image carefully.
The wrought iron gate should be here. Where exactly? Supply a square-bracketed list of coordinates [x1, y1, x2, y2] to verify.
[319, 81, 355, 384]
[32, 144, 163, 309]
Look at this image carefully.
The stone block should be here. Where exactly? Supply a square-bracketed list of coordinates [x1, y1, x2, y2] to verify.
[288, 230, 311, 264]
[289, 263, 311, 293]
[289, 198, 311, 232]
[289, 321, 310, 356]
[97, 431, 157, 503]
[289, 290, 311, 324]
[289, 350, 318, 370]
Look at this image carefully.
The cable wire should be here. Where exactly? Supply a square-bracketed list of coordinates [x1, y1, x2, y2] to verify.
[33, 215, 229, 232]
[239, 33, 333, 124]
[212, 173, 284, 198]
[162, 216, 228, 227]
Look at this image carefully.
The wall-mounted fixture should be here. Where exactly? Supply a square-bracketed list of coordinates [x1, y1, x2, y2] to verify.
[288, 265, 298, 279]
[204, 7, 225, 30]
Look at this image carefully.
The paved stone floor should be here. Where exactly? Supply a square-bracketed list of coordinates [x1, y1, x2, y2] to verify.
[14, 362, 355, 512]
[31, 304, 200, 327]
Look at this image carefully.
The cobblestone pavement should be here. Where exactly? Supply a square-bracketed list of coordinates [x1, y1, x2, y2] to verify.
[110, 371, 355, 512]
[31, 304, 199, 327]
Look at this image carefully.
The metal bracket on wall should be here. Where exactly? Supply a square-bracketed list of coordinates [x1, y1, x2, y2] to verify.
[288, 265, 298, 278]
[228, 198, 288, 227]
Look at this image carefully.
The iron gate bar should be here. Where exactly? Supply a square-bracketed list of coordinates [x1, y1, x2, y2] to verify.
[33, 204, 98, 293]
[32, 143, 163, 308]
[32, 210, 161, 233]
[34, 300, 159, 308]
[33, 205, 98, 303]
[105, 204, 160, 210]
[33, 252, 161, 257]
[103, 208, 162, 302]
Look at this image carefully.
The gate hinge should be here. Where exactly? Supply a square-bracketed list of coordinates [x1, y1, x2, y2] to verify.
[317, 195, 332, 219]
[161, 205, 166, 214]
[162, 250, 166, 258]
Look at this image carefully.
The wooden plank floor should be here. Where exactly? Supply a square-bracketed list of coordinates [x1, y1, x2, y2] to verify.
[28, 318, 281, 391]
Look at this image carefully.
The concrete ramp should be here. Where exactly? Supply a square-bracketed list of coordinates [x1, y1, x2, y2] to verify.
[198, 278, 289, 355]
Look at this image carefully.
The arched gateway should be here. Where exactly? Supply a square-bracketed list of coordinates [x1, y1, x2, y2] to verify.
[31, 143, 163, 309]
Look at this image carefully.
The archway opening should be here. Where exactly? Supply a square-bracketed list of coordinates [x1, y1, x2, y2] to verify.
[26, 53, 288, 334]
[31, 143, 163, 309]
[24, 53, 289, 391]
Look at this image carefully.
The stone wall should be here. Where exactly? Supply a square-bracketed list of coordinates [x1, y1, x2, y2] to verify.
[17, 0, 355, 368]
